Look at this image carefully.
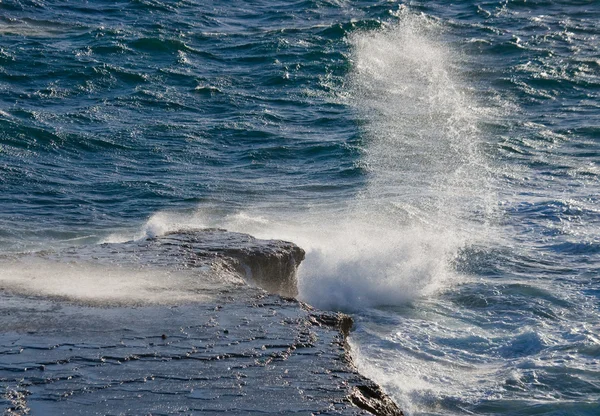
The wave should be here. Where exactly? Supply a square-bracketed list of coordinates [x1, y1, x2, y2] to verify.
[3, 9, 496, 314]
[109, 12, 495, 314]
[297, 13, 494, 310]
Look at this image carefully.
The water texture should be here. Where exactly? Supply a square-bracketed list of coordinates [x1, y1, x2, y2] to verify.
[1, 0, 599, 415]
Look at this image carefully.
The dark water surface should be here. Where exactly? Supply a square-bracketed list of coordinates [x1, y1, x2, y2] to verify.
[1, 1, 599, 415]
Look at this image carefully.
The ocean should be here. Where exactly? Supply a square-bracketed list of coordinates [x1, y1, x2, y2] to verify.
[1, 0, 599, 414]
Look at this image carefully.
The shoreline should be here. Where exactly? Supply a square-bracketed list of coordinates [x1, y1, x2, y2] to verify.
[1, 293, 402, 415]
[0, 230, 402, 415]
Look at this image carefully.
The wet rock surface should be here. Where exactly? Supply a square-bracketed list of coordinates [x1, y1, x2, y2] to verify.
[39, 229, 306, 298]
[0, 230, 402, 415]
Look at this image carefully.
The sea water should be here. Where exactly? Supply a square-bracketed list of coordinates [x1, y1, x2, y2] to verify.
[1, 1, 599, 414]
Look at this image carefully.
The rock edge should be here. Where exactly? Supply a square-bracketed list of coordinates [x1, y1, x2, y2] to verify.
[0, 229, 403, 416]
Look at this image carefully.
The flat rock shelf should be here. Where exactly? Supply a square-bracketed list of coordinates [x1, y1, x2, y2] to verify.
[0, 230, 402, 415]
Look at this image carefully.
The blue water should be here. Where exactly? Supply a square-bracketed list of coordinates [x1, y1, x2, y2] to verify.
[1, 1, 599, 415]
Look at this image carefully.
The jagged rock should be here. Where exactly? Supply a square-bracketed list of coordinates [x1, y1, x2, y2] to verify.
[308, 312, 403, 416]
[351, 383, 404, 416]
[309, 311, 355, 338]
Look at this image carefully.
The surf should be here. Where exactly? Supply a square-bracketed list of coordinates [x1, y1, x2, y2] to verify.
[115, 12, 495, 314]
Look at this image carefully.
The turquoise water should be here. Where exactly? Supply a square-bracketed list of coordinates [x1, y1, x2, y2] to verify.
[1, 1, 599, 414]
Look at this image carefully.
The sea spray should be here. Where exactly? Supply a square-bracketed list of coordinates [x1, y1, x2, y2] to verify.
[1, 1, 598, 415]
[296, 14, 493, 310]
[117, 13, 494, 313]
[46, 9, 491, 314]
[349, 13, 491, 230]
[0, 259, 218, 305]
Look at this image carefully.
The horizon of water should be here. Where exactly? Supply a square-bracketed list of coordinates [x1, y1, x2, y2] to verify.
[1, 1, 599, 415]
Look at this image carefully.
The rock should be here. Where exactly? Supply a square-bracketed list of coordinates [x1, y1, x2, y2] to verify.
[351, 383, 405, 416]
[10, 228, 305, 298]
[0, 229, 402, 415]
[155, 229, 305, 297]
[103, 228, 304, 297]
[308, 311, 404, 416]
[309, 312, 355, 338]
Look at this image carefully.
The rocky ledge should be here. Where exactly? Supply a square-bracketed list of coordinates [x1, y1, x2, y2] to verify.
[0, 229, 402, 415]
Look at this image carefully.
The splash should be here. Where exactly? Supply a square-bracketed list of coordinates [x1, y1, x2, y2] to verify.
[350, 14, 490, 227]
[294, 14, 492, 309]
[113, 13, 492, 311]
[102, 210, 209, 243]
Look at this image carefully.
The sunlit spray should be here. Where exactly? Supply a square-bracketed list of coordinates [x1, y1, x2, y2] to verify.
[117, 13, 494, 312]
[295, 13, 493, 310]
